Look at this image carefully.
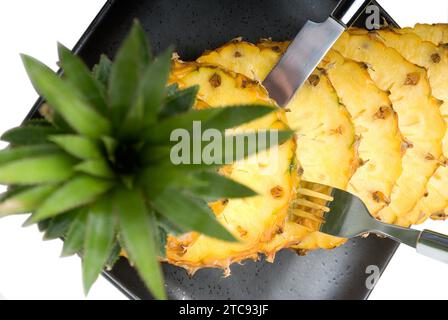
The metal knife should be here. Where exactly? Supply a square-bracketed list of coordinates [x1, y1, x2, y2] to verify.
[263, 0, 370, 106]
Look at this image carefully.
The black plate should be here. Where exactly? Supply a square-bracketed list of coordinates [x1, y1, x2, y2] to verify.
[26, 0, 399, 300]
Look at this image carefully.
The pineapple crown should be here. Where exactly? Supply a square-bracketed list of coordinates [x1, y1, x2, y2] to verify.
[0, 20, 292, 299]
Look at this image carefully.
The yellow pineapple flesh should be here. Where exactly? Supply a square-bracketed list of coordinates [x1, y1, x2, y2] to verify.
[334, 32, 445, 226]
[167, 60, 298, 272]
[364, 28, 448, 224]
[320, 49, 403, 216]
[196, 40, 355, 250]
[197, 39, 289, 82]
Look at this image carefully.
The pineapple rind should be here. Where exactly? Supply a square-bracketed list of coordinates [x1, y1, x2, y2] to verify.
[397, 23, 448, 46]
[334, 32, 445, 226]
[320, 49, 403, 216]
[369, 28, 448, 224]
[167, 61, 298, 271]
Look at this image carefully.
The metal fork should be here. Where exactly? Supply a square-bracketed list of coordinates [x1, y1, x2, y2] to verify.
[297, 181, 448, 263]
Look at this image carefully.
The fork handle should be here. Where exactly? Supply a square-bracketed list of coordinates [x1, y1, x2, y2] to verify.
[416, 230, 448, 264]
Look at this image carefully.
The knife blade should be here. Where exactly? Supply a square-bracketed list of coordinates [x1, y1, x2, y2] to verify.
[263, 0, 369, 106]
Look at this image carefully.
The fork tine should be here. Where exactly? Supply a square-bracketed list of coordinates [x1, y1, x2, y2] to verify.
[294, 198, 331, 212]
[297, 187, 334, 201]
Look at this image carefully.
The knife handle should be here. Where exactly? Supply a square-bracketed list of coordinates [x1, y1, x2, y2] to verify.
[331, 0, 370, 27]
[416, 230, 448, 264]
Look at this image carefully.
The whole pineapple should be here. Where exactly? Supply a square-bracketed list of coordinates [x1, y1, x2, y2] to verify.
[0, 21, 292, 299]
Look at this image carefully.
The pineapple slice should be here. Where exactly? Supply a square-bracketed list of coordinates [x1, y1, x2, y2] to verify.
[167, 60, 298, 271]
[334, 32, 445, 226]
[197, 38, 290, 82]
[320, 50, 403, 216]
[285, 69, 356, 189]
[398, 24, 448, 46]
[366, 28, 448, 224]
[284, 69, 356, 250]
[196, 40, 355, 250]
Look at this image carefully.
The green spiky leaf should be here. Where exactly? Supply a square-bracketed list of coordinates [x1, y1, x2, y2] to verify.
[115, 187, 165, 300]
[30, 176, 113, 223]
[0, 185, 57, 217]
[189, 171, 257, 200]
[146, 105, 277, 144]
[153, 189, 235, 242]
[0, 154, 75, 184]
[43, 210, 78, 240]
[74, 159, 114, 179]
[83, 196, 116, 294]
[159, 85, 199, 119]
[108, 21, 150, 127]
[21, 54, 111, 138]
[58, 43, 108, 115]
[49, 135, 103, 159]
[2, 125, 61, 146]
[0, 145, 59, 166]
[92, 54, 112, 89]
[61, 208, 87, 257]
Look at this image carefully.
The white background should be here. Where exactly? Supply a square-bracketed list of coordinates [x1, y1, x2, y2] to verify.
[0, 0, 447, 300]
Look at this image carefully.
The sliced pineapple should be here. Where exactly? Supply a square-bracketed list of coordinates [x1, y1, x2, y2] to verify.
[334, 32, 445, 226]
[365, 28, 448, 224]
[320, 49, 403, 216]
[197, 38, 289, 82]
[398, 24, 448, 46]
[196, 40, 355, 250]
[285, 69, 356, 189]
[167, 60, 298, 271]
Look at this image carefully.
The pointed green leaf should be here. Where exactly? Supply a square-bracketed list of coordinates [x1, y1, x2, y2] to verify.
[156, 212, 188, 236]
[165, 83, 179, 96]
[92, 54, 112, 88]
[31, 176, 113, 223]
[74, 159, 114, 179]
[145, 105, 277, 144]
[58, 43, 108, 115]
[159, 86, 199, 119]
[83, 196, 116, 294]
[0, 145, 60, 166]
[152, 189, 235, 242]
[38, 219, 51, 232]
[0, 185, 57, 217]
[115, 187, 165, 300]
[139, 165, 204, 198]
[101, 136, 118, 162]
[119, 47, 173, 138]
[21, 54, 111, 138]
[49, 135, 103, 160]
[0, 154, 75, 184]
[139, 47, 173, 122]
[146, 129, 293, 170]
[108, 21, 150, 126]
[61, 208, 87, 257]
[105, 242, 121, 270]
[189, 171, 257, 200]
[43, 210, 78, 240]
[2, 125, 61, 146]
